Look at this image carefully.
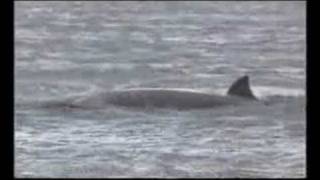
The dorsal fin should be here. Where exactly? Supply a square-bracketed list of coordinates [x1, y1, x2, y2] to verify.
[227, 75, 257, 100]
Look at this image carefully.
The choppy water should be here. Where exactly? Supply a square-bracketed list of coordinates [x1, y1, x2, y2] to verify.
[15, 1, 306, 178]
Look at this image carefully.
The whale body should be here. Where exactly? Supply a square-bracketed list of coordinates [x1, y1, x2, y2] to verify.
[66, 75, 258, 110]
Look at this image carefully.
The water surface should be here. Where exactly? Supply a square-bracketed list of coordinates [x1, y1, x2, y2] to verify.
[15, 1, 305, 178]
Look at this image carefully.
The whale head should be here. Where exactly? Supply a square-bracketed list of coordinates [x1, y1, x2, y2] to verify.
[227, 75, 257, 100]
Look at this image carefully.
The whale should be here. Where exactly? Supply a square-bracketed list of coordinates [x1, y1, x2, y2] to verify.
[57, 75, 258, 110]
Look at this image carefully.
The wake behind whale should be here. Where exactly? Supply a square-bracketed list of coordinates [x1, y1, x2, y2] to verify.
[42, 75, 259, 110]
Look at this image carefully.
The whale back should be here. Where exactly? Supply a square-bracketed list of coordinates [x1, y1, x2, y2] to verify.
[227, 75, 257, 100]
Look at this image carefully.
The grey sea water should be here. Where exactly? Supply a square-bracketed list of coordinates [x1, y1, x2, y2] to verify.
[15, 1, 306, 178]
